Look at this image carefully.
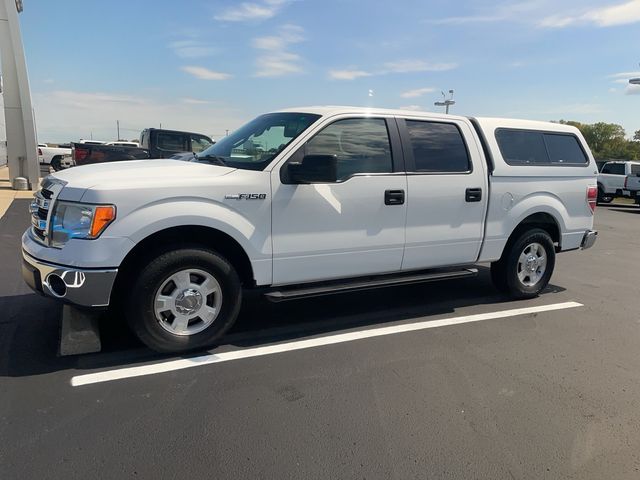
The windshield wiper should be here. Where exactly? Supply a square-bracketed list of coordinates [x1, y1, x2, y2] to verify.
[195, 154, 227, 166]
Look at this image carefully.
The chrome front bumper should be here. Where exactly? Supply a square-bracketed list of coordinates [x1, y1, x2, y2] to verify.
[22, 250, 118, 307]
[581, 230, 598, 250]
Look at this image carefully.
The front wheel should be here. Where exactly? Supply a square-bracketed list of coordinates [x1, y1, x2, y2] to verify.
[491, 229, 556, 299]
[125, 248, 242, 353]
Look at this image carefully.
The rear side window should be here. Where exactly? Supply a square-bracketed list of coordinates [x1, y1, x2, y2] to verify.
[157, 133, 188, 151]
[630, 164, 640, 175]
[405, 120, 470, 173]
[601, 163, 626, 175]
[496, 129, 588, 166]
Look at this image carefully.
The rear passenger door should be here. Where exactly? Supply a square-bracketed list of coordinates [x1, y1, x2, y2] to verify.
[599, 163, 626, 193]
[397, 118, 488, 270]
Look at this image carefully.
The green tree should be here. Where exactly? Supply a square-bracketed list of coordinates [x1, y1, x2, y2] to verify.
[634, 130, 640, 142]
[558, 120, 633, 158]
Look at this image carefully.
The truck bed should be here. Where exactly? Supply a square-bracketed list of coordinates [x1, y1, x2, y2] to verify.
[72, 143, 150, 166]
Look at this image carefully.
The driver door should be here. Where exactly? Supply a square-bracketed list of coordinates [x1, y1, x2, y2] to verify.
[270, 116, 407, 286]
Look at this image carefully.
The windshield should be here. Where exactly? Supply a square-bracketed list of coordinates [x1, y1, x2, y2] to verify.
[196, 112, 320, 170]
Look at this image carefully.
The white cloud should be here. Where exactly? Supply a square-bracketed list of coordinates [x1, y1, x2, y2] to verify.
[400, 87, 436, 98]
[214, 0, 288, 22]
[382, 60, 457, 73]
[399, 105, 423, 111]
[252, 24, 305, 77]
[255, 52, 304, 77]
[432, 1, 640, 29]
[609, 87, 618, 93]
[181, 66, 232, 80]
[430, 1, 547, 25]
[169, 40, 217, 58]
[330, 59, 457, 80]
[31, 90, 244, 142]
[540, 0, 640, 28]
[608, 71, 640, 79]
[626, 84, 640, 95]
[181, 97, 214, 105]
[42, 78, 55, 84]
[328, 69, 372, 80]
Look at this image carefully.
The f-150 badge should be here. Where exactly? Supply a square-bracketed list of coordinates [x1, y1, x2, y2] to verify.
[224, 193, 267, 200]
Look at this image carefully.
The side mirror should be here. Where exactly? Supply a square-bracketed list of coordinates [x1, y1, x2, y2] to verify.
[287, 154, 338, 184]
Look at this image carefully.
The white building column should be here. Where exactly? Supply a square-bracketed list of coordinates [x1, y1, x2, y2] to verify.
[0, 0, 39, 189]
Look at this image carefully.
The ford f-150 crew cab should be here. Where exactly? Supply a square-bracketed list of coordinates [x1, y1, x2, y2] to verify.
[21, 107, 598, 353]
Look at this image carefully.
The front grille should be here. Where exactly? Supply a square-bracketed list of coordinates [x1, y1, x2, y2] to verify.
[29, 180, 65, 246]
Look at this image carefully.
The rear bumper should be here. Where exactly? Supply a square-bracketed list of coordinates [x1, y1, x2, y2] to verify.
[22, 250, 117, 307]
[580, 230, 598, 250]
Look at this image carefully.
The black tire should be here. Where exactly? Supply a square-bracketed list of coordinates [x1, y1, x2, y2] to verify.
[597, 186, 613, 204]
[125, 247, 242, 353]
[490, 228, 555, 299]
[50, 156, 62, 171]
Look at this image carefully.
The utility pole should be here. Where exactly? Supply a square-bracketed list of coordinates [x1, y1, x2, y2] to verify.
[434, 89, 456, 114]
[225, 129, 229, 136]
[0, 0, 39, 189]
[116, 120, 120, 140]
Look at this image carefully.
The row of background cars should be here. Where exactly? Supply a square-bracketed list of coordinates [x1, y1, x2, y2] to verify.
[596, 160, 640, 205]
[37, 127, 215, 172]
[36, 129, 640, 208]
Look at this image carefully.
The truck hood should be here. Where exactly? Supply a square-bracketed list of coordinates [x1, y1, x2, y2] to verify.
[51, 159, 236, 198]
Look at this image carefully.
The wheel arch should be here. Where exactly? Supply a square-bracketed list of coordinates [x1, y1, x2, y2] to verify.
[503, 212, 561, 258]
[112, 225, 256, 304]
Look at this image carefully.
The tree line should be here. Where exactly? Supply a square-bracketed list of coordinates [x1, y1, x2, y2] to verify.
[557, 120, 640, 160]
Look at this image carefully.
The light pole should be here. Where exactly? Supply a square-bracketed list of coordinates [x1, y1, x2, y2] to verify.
[0, 0, 39, 189]
[434, 89, 456, 114]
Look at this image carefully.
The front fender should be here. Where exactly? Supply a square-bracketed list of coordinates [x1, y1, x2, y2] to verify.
[106, 198, 272, 284]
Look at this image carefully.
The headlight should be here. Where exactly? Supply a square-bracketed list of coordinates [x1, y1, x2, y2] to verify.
[50, 201, 116, 247]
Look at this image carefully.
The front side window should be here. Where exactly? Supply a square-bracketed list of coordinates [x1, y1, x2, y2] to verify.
[303, 118, 393, 181]
[198, 113, 320, 170]
[190, 135, 213, 153]
[405, 120, 470, 173]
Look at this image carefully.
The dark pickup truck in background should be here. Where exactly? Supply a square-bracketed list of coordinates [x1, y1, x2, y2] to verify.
[71, 128, 214, 167]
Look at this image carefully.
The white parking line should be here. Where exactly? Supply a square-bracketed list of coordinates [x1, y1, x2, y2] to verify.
[71, 301, 582, 387]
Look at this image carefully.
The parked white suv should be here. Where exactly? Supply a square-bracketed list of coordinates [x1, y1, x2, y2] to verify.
[22, 107, 598, 352]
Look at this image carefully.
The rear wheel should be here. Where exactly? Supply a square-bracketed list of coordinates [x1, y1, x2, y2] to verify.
[491, 228, 555, 299]
[597, 186, 613, 204]
[50, 156, 62, 171]
[125, 247, 242, 353]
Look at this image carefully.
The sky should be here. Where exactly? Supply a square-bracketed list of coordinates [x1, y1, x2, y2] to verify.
[1, 0, 639, 142]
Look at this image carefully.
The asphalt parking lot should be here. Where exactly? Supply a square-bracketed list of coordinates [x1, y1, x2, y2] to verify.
[2, 199, 640, 479]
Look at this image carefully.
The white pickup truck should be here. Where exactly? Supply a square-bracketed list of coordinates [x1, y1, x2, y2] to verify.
[38, 143, 72, 171]
[623, 171, 640, 204]
[22, 107, 598, 353]
[597, 160, 640, 203]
